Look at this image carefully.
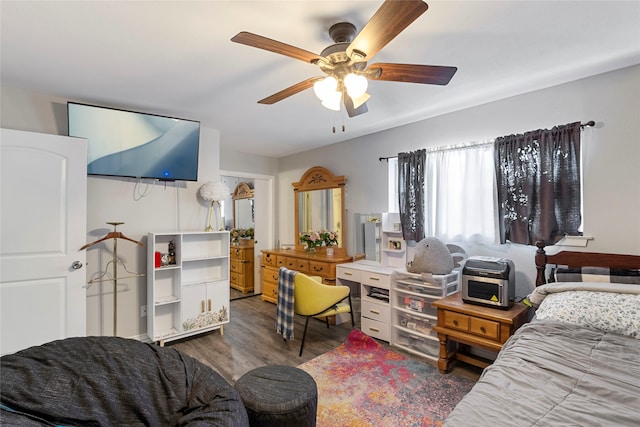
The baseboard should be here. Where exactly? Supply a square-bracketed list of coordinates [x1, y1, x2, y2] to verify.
[129, 334, 152, 343]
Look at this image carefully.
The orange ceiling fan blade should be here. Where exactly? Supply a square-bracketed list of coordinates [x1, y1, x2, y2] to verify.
[231, 31, 323, 64]
[257, 77, 321, 104]
[366, 63, 458, 85]
[347, 0, 429, 61]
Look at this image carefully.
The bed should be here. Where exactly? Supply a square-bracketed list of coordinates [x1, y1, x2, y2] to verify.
[444, 242, 640, 426]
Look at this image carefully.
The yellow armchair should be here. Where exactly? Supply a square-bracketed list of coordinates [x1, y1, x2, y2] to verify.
[293, 273, 355, 356]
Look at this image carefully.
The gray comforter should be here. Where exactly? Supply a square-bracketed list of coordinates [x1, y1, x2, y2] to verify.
[445, 320, 640, 426]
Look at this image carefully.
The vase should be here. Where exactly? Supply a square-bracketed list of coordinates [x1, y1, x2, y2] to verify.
[306, 246, 316, 254]
[326, 247, 334, 256]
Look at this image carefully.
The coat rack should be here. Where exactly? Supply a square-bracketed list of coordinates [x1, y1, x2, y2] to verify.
[80, 222, 144, 336]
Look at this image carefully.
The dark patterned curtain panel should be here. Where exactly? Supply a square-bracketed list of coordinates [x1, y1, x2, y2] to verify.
[495, 122, 582, 246]
[398, 149, 426, 241]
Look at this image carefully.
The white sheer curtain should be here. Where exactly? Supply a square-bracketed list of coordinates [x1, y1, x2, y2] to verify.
[424, 142, 498, 244]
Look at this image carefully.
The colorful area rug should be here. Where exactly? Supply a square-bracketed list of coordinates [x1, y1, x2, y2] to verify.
[298, 329, 475, 427]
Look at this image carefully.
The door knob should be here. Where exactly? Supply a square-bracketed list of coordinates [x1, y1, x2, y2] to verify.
[71, 261, 83, 270]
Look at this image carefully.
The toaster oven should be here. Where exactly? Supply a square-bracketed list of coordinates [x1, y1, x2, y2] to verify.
[461, 256, 515, 309]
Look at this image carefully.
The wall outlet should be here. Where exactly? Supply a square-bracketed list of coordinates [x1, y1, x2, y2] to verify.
[140, 305, 147, 318]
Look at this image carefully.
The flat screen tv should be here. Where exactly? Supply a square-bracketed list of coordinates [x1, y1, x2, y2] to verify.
[67, 102, 200, 181]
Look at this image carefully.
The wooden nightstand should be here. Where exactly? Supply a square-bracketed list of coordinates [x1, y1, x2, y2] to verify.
[433, 292, 532, 373]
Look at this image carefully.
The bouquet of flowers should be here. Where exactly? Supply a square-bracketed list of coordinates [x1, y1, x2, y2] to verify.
[319, 230, 338, 247]
[230, 227, 254, 244]
[299, 231, 322, 249]
[240, 228, 254, 239]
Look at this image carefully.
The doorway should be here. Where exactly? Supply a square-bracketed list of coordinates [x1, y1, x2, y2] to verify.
[221, 171, 274, 300]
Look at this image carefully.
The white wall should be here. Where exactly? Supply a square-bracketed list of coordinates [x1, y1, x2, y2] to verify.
[1, 86, 224, 339]
[278, 65, 640, 297]
[2, 64, 639, 335]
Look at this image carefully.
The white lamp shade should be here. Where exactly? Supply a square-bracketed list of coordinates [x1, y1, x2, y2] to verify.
[199, 181, 230, 202]
[344, 73, 368, 98]
[313, 76, 338, 101]
[321, 90, 342, 111]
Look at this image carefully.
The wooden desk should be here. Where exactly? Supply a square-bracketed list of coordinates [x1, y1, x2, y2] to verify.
[433, 292, 532, 373]
[260, 248, 352, 304]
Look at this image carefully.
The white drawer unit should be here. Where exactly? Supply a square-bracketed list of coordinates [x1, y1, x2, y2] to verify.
[390, 270, 459, 361]
[337, 262, 396, 342]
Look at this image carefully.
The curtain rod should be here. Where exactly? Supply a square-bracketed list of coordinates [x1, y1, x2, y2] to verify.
[379, 120, 596, 162]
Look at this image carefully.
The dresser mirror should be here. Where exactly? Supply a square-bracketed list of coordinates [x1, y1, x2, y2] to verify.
[293, 166, 346, 256]
[232, 182, 254, 230]
[354, 213, 382, 264]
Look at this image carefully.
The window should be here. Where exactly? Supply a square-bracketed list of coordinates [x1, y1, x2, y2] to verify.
[494, 122, 582, 245]
[388, 157, 399, 213]
[388, 142, 497, 243]
[423, 142, 497, 243]
[389, 123, 582, 246]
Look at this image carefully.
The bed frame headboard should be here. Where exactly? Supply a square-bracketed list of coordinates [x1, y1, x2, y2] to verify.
[535, 240, 640, 286]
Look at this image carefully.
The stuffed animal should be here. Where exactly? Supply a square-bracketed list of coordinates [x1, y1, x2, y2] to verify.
[406, 237, 454, 275]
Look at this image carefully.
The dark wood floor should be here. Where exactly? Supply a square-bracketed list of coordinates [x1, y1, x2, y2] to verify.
[170, 294, 482, 384]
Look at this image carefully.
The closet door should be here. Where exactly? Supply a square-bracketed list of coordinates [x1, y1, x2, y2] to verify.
[0, 129, 88, 355]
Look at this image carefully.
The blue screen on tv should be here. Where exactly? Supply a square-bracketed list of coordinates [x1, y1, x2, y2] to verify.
[67, 102, 200, 181]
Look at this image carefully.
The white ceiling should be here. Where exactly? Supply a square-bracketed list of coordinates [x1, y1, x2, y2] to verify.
[2, 1, 639, 158]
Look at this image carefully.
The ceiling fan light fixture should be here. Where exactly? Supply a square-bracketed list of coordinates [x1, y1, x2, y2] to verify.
[321, 90, 342, 111]
[344, 73, 368, 98]
[313, 76, 338, 101]
[351, 92, 371, 109]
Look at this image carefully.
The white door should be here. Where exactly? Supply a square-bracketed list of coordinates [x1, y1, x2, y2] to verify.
[253, 178, 273, 293]
[0, 128, 88, 355]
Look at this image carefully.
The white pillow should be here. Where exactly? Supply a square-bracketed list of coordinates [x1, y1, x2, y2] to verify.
[536, 290, 640, 339]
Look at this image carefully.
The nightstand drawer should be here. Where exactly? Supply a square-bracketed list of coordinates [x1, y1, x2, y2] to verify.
[470, 317, 499, 340]
[443, 311, 470, 332]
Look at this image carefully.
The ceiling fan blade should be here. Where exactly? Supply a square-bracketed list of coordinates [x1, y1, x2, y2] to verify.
[366, 63, 457, 85]
[231, 31, 323, 64]
[343, 91, 368, 117]
[257, 77, 320, 105]
[347, 0, 428, 61]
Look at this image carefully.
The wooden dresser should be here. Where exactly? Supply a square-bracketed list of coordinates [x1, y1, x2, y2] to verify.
[230, 239, 254, 293]
[260, 248, 352, 303]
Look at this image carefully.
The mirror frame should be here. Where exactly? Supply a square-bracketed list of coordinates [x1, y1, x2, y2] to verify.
[232, 182, 255, 229]
[293, 166, 346, 257]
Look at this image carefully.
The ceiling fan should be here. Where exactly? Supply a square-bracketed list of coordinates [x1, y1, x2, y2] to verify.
[231, 0, 457, 117]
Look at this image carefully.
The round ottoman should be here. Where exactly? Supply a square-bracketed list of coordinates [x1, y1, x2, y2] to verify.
[235, 365, 318, 427]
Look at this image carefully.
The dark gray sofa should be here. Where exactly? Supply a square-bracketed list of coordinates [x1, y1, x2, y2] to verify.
[0, 336, 249, 426]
